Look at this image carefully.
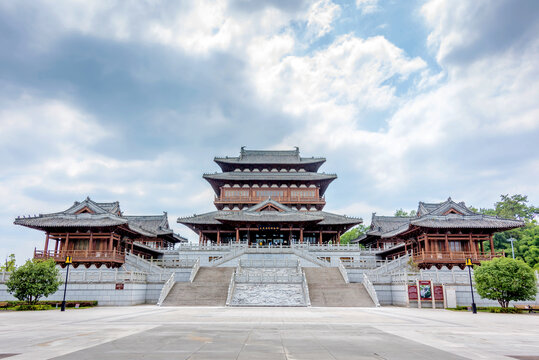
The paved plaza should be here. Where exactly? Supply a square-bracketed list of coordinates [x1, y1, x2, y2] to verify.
[0, 306, 538, 360]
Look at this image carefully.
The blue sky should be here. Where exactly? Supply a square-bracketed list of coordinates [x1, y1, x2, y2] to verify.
[1, 0, 538, 263]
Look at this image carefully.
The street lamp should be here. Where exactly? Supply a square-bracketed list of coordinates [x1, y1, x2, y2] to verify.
[61, 256, 72, 311]
[507, 238, 516, 259]
[465, 258, 477, 314]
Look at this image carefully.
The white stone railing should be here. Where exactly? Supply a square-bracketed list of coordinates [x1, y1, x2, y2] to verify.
[293, 243, 374, 252]
[292, 247, 330, 267]
[363, 273, 380, 307]
[126, 253, 165, 274]
[302, 270, 311, 306]
[367, 255, 409, 276]
[234, 273, 303, 284]
[225, 270, 236, 306]
[342, 259, 387, 269]
[239, 259, 299, 268]
[50, 269, 147, 283]
[245, 246, 293, 254]
[177, 243, 245, 251]
[151, 258, 198, 268]
[157, 272, 175, 306]
[210, 246, 247, 266]
[338, 259, 349, 284]
[189, 257, 200, 283]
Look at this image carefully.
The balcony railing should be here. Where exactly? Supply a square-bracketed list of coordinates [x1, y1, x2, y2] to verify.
[412, 250, 502, 264]
[214, 195, 326, 204]
[34, 249, 125, 264]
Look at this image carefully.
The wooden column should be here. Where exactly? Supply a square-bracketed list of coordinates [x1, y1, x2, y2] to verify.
[236, 228, 239, 243]
[217, 231, 221, 245]
[64, 233, 70, 253]
[319, 231, 322, 245]
[489, 234, 495, 255]
[44, 233, 50, 253]
[54, 239, 59, 252]
[89, 232, 94, 251]
[337, 231, 341, 245]
[108, 233, 113, 251]
[424, 235, 429, 253]
[480, 240, 484, 253]
[199, 231, 202, 245]
[469, 233, 475, 255]
[444, 233, 449, 252]
[300, 228, 303, 243]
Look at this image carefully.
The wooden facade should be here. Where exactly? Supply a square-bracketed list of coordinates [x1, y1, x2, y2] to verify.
[179, 148, 361, 245]
[355, 198, 523, 269]
[16, 198, 186, 268]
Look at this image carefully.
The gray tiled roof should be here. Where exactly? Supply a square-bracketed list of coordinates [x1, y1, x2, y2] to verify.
[356, 198, 525, 240]
[203, 172, 337, 181]
[178, 199, 361, 226]
[14, 198, 186, 242]
[214, 147, 325, 165]
[417, 197, 475, 216]
[14, 213, 128, 228]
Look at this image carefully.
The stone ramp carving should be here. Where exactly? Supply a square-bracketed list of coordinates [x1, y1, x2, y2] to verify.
[161, 267, 234, 306]
[230, 283, 306, 306]
[304, 268, 375, 307]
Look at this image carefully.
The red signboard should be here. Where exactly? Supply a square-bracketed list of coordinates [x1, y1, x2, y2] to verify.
[434, 285, 444, 301]
[419, 280, 432, 300]
[408, 285, 418, 300]
[115, 283, 124, 290]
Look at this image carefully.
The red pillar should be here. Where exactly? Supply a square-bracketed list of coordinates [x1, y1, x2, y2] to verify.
[217, 231, 221, 245]
[319, 231, 322, 245]
[64, 233, 70, 254]
[337, 231, 341, 245]
[89, 232, 94, 251]
[236, 228, 239, 243]
[199, 231, 202, 245]
[108, 233, 113, 252]
[489, 234, 495, 255]
[300, 228, 304, 243]
[44, 233, 50, 253]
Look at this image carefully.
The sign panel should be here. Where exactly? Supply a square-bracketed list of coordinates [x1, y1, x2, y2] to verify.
[465, 258, 473, 266]
[434, 285, 444, 301]
[65, 256, 72, 264]
[408, 285, 418, 300]
[258, 226, 280, 231]
[115, 283, 124, 290]
[419, 280, 432, 300]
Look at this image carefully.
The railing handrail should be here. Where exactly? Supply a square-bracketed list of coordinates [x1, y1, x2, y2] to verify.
[189, 258, 201, 282]
[302, 270, 311, 307]
[157, 272, 175, 306]
[225, 269, 236, 306]
[363, 273, 380, 307]
[338, 259, 349, 284]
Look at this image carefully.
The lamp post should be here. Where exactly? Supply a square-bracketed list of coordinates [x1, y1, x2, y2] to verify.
[465, 258, 477, 314]
[61, 256, 72, 311]
[507, 238, 516, 259]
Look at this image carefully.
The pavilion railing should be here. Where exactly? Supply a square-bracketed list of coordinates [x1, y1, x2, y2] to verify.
[157, 272, 175, 306]
[412, 250, 502, 263]
[34, 249, 125, 263]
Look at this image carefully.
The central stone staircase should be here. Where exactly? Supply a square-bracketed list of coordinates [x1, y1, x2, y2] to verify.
[161, 267, 234, 306]
[304, 268, 375, 307]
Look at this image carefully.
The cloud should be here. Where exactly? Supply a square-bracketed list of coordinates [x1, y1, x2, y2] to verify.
[356, 0, 379, 14]
[306, 0, 341, 39]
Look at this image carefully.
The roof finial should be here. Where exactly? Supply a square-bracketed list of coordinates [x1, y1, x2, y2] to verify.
[448, 196, 452, 201]
[86, 196, 90, 201]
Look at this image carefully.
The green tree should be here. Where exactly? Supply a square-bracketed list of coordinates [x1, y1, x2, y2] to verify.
[394, 209, 416, 217]
[474, 257, 537, 308]
[0, 254, 16, 272]
[340, 225, 368, 245]
[6, 259, 61, 304]
[472, 194, 539, 269]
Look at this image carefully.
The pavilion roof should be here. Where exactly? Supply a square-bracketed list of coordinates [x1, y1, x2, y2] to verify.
[178, 199, 361, 227]
[353, 198, 525, 243]
[14, 197, 187, 242]
[214, 147, 325, 165]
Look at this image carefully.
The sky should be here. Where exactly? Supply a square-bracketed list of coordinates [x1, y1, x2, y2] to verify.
[1, 0, 538, 264]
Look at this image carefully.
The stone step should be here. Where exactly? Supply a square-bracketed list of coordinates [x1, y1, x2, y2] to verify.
[161, 267, 234, 306]
[304, 268, 375, 307]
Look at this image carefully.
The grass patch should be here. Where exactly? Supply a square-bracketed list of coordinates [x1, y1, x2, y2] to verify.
[0, 300, 98, 311]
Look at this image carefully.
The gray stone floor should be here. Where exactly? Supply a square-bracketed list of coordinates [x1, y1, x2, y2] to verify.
[0, 306, 538, 360]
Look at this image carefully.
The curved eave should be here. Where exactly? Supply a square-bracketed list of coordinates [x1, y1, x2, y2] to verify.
[214, 158, 326, 172]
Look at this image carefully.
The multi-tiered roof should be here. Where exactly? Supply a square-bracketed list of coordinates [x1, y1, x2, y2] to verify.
[205, 147, 336, 211]
[178, 148, 361, 244]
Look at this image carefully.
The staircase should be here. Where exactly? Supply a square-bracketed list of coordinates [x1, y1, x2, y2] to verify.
[304, 268, 375, 307]
[161, 267, 234, 306]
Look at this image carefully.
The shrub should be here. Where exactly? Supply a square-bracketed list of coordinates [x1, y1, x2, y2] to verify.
[6, 259, 61, 304]
[474, 257, 537, 308]
[16, 304, 53, 311]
